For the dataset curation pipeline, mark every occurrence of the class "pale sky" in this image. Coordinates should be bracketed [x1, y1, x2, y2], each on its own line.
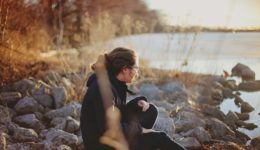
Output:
[144, 0, 260, 28]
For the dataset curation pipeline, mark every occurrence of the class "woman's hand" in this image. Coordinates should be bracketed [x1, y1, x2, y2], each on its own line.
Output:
[137, 100, 149, 112]
[142, 128, 155, 133]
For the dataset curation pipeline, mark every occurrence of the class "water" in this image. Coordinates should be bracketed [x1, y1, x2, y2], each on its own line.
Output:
[106, 32, 260, 138]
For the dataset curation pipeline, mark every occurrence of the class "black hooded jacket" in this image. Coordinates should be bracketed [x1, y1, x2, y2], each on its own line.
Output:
[80, 71, 147, 150]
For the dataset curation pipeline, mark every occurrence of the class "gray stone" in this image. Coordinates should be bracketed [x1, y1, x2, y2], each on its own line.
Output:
[0, 105, 12, 124]
[223, 88, 234, 99]
[238, 81, 260, 92]
[211, 88, 223, 103]
[40, 128, 78, 146]
[235, 112, 250, 121]
[241, 101, 254, 113]
[251, 136, 260, 149]
[201, 104, 225, 121]
[226, 80, 237, 90]
[153, 101, 175, 112]
[224, 111, 239, 129]
[174, 111, 205, 133]
[14, 96, 39, 114]
[153, 107, 174, 137]
[7, 122, 38, 142]
[234, 95, 244, 107]
[12, 79, 36, 94]
[237, 121, 258, 130]
[45, 102, 81, 120]
[231, 63, 255, 81]
[176, 137, 201, 148]
[65, 116, 80, 133]
[181, 127, 211, 143]
[161, 81, 185, 94]
[56, 145, 72, 150]
[52, 86, 67, 109]
[139, 83, 163, 101]
[7, 143, 44, 150]
[207, 118, 235, 139]
[13, 114, 45, 132]
[0, 92, 22, 107]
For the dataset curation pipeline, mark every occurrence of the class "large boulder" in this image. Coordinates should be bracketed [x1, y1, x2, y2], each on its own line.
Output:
[235, 112, 249, 121]
[180, 127, 211, 143]
[211, 88, 223, 103]
[0, 105, 12, 124]
[251, 136, 260, 149]
[175, 137, 201, 148]
[45, 102, 81, 120]
[201, 104, 225, 121]
[13, 114, 45, 132]
[224, 111, 239, 129]
[12, 79, 36, 94]
[0, 92, 22, 107]
[40, 128, 79, 146]
[240, 101, 254, 113]
[50, 116, 80, 133]
[173, 111, 205, 133]
[7, 143, 44, 150]
[7, 122, 38, 142]
[231, 63, 255, 81]
[52, 86, 68, 109]
[207, 118, 235, 139]
[31, 82, 53, 108]
[139, 83, 163, 101]
[14, 96, 40, 114]
[153, 107, 174, 137]
[238, 81, 260, 92]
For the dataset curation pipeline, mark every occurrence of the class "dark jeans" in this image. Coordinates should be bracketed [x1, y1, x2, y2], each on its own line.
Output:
[139, 132, 186, 150]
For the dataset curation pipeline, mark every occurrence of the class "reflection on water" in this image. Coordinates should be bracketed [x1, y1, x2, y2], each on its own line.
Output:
[106, 32, 260, 138]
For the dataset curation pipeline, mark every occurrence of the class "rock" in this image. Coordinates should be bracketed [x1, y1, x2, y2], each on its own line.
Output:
[153, 101, 175, 112]
[52, 86, 67, 109]
[212, 81, 224, 90]
[226, 80, 237, 90]
[174, 111, 205, 133]
[238, 81, 260, 92]
[55, 145, 72, 150]
[234, 96, 244, 107]
[224, 111, 239, 129]
[40, 128, 78, 146]
[251, 136, 260, 149]
[235, 130, 250, 144]
[207, 118, 235, 139]
[231, 63, 255, 81]
[222, 88, 234, 99]
[51, 117, 66, 130]
[7, 122, 38, 142]
[32, 84, 53, 108]
[7, 143, 44, 150]
[197, 96, 218, 105]
[201, 104, 225, 121]
[161, 81, 185, 94]
[0, 133, 6, 150]
[241, 101, 254, 113]
[0, 105, 12, 124]
[12, 79, 36, 94]
[153, 107, 174, 137]
[139, 83, 163, 101]
[45, 102, 81, 120]
[211, 88, 223, 103]
[235, 112, 250, 121]
[176, 137, 201, 148]
[181, 127, 211, 143]
[0, 92, 22, 107]
[14, 96, 40, 114]
[65, 116, 80, 133]
[13, 114, 45, 132]
[236, 121, 258, 130]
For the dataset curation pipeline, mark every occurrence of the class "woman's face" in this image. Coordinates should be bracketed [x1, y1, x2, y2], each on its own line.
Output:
[120, 60, 139, 83]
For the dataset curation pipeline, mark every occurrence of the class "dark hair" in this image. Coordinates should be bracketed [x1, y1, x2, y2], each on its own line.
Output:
[105, 47, 137, 75]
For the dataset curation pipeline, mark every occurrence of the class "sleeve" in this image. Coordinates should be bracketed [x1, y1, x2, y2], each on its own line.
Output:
[88, 85, 107, 134]
[126, 96, 148, 112]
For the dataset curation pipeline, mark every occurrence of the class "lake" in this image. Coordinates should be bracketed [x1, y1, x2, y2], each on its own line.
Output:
[106, 32, 260, 138]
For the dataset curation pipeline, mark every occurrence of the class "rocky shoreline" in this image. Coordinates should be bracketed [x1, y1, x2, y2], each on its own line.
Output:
[0, 63, 260, 150]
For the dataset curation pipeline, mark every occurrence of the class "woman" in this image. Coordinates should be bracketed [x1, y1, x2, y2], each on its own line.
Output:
[80, 47, 186, 150]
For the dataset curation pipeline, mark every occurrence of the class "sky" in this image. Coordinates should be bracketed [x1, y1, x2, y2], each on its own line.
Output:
[144, 0, 260, 28]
